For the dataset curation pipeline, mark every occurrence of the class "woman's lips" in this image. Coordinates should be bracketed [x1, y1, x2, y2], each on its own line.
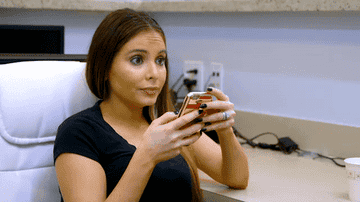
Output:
[141, 88, 159, 95]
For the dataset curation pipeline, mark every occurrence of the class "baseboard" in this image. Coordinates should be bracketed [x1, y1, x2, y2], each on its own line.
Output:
[233, 110, 359, 158]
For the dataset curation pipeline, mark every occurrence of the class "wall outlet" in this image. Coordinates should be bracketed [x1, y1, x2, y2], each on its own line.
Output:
[183, 60, 204, 92]
[209, 62, 224, 91]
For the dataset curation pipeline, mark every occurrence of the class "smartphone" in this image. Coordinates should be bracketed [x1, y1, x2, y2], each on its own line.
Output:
[177, 92, 213, 118]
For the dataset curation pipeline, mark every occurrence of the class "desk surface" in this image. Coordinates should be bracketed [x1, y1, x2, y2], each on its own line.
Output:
[199, 145, 350, 202]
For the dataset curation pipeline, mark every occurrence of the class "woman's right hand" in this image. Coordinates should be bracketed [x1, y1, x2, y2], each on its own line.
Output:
[138, 109, 204, 166]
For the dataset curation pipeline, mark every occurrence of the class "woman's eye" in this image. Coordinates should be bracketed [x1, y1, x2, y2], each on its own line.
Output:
[156, 57, 166, 66]
[130, 56, 143, 65]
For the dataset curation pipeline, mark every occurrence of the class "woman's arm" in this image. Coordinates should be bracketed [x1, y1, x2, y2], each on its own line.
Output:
[55, 149, 155, 202]
[191, 128, 249, 189]
[190, 87, 249, 189]
[55, 109, 205, 202]
[106, 148, 156, 202]
[55, 153, 107, 202]
[216, 127, 249, 189]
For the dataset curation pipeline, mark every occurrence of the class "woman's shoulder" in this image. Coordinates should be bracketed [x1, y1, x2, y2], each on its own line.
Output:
[58, 101, 102, 130]
[56, 100, 119, 146]
[54, 101, 107, 156]
[54, 102, 106, 164]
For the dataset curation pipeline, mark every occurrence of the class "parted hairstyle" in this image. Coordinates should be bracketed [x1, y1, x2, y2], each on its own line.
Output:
[85, 8, 203, 201]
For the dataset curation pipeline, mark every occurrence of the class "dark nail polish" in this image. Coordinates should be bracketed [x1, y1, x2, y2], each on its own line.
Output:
[200, 128, 207, 132]
[199, 104, 207, 108]
[194, 118, 203, 123]
[174, 110, 179, 115]
[198, 109, 203, 115]
[205, 122, 212, 126]
[207, 87, 213, 92]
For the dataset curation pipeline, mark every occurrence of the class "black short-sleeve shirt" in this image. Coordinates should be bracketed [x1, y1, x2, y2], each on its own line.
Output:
[53, 101, 193, 201]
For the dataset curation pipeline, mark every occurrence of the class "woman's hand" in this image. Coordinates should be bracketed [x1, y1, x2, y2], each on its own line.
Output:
[200, 87, 236, 133]
[138, 109, 204, 166]
[190, 87, 249, 189]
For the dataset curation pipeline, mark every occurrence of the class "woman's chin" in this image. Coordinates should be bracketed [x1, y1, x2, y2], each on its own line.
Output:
[138, 98, 157, 108]
[144, 101, 157, 107]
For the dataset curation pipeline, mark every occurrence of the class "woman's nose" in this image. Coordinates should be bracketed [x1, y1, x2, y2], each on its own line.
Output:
[146, 62, 158, 80]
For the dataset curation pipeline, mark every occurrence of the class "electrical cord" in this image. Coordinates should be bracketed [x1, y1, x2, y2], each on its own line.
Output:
[170, 73, 184, 90]
[203, 73, 213, 91]
[250, 132, 279, 142]
[296, 149, 345, 167]
[232, 127, 346, 168]
[170, 72, 195, 110]
[176, 83, 184, 95]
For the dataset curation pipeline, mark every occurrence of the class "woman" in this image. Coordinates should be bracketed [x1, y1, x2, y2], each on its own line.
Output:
[54, 8, 249, 202]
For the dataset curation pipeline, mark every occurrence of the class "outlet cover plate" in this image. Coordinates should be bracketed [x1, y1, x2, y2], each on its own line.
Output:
[183, 60, 204, 92]
[210, 62, 224, 92]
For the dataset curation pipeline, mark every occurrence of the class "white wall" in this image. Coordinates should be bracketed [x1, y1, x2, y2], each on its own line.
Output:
[1, 8, 359, 127]
[152, 11, 360, 127]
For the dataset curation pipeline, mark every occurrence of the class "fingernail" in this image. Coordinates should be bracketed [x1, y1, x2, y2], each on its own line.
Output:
[198, 109, 203, 115]
[174, 110, 179, 115]
[204, 122, 212, 126]
[200, 128, 207, 132]
[199, 104, 207, 108]
[207, 87, 213, 92]
[194, 118, 203, 123]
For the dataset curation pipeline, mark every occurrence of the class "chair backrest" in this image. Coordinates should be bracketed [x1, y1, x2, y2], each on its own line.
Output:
[0, 61, 99, 201]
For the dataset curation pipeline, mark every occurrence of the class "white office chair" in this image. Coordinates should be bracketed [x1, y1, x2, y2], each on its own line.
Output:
[0, 61, 98, 201]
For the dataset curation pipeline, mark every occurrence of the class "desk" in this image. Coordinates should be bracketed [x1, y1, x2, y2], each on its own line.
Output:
[199, 145, 350, 202]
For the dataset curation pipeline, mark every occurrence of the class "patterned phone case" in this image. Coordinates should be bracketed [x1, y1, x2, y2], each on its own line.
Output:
[177, 92, 213, 131]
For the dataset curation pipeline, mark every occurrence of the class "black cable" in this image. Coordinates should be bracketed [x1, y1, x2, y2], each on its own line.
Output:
[296, 149, 345, 167]
[170, 73, 185, 107]
[232, 127, 257, 147]
[250, 132, 279, 142]
[171, 73, 184, 90]
[233, 128, 346, 168]
[203, 74, 213, 91]
[175, 83, 184, 96]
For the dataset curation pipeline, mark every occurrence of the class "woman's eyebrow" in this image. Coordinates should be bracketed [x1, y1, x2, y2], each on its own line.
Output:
[159, 50, 167, 55]
[127, 49, 147, 55]
[127, 49, 167, 55]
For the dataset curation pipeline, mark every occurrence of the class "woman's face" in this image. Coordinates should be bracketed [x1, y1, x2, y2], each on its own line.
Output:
[107, 31, 167, 108]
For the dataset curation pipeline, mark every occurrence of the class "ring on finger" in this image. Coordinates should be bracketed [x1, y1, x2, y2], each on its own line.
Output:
[222, 111, 230, 121]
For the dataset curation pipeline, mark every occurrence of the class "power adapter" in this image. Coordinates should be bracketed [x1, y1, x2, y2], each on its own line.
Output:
[278, 137, 298, 154]
[183, 78, 197, 92]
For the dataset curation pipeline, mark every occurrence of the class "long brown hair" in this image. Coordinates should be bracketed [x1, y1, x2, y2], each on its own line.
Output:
[85, 8, 203, 201]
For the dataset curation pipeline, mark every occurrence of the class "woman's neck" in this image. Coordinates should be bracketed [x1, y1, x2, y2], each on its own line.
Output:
[100, 98, 149, 128]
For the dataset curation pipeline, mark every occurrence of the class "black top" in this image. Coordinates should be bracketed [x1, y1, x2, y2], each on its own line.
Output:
[53, 101, 193, 201]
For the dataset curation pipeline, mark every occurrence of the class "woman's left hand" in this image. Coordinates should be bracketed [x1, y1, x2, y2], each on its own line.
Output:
[200, 87, 236, 132]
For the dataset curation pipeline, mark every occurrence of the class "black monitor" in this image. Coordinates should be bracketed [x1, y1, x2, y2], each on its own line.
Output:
[0, 25, 64, 54]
